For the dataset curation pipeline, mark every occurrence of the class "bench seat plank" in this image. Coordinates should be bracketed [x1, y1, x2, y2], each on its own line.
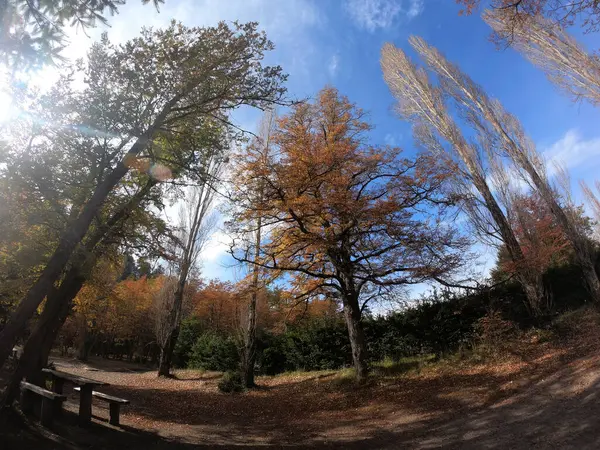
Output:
[73, 387, 129, 426]
[20, 381, 66, 428]
[73, 387, 129, 404]
[20, 381, 66, 400]
[42, 368, 108, 387]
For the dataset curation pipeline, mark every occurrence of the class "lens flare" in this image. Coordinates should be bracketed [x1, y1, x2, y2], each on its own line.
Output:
[150, 163, 173, 181]
[0, 91, 13, 123]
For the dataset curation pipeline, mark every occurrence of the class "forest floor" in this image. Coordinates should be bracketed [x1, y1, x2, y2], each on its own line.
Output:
[3, 311, 600, 449]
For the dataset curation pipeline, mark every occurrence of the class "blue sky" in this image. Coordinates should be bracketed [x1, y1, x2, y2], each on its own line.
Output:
[53, 0, 600, 284]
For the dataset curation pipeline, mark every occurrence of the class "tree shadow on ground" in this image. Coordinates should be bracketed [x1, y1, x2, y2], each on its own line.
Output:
[77, 349, 596, 447]
[6, 346, 600, 449]
[1, 407, 328, 450]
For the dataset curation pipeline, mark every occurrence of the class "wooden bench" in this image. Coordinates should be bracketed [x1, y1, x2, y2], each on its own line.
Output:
[74, 387, 129, 426]
[43, 368, 108, 426]
[20, 381, 66, 428]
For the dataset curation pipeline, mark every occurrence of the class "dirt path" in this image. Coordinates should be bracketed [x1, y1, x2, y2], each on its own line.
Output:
[3, 335, 600, 449]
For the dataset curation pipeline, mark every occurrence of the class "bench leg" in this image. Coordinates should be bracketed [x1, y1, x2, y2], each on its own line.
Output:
[53, 398, 64, 417]
[20, 389, 34, 413]
[51, 378, 65, 395]
[78, 385, 93, 426]
[40, 397, 54, 428]
[109, 403, 120, 426]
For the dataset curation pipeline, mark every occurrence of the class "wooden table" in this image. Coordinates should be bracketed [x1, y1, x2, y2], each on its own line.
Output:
[42, 368, 108, 426]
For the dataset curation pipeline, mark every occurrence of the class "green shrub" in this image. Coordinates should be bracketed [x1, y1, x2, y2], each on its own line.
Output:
[173, 317, 203, 368]
[173, 264, 596, 377]
[188, 333, 239, 372]
[260, 346, 287, 376]
[218, 371, 245, 393]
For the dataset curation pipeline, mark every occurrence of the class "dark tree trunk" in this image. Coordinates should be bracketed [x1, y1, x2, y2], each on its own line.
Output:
[157, 327, 180, 377]
[243, 219, 262, 388]
[157, 273, 187, 377]
[495, 121, 600, 303]
[242, 289, 258, 388]
[342, 294, 368, 383]
[0, 174, 157, 409]
[471, 171, 547, 314]
[1, 268, 83, 407]
[0, 163, 130, 369]
[77, 328, 92, 362]
[0, 109, 171, 371]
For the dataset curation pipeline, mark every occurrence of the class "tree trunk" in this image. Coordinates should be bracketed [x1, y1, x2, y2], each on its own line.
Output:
[471, 171, 547, 314]
[156, 191, 205, 377]
[342, 295, 368, 383]
[581, 257, 600, 302]
[520, 158, 600, 303]
[0, 107, 172, 371]
[0, 268, 83, 407]
[77, 326, 91, 362]
[519, 271, 548, 317]
[243, 289, 258, 388]
[157, 326, 180, 377]
[0, 163, 130, 369]
[243, 218, 262, 388]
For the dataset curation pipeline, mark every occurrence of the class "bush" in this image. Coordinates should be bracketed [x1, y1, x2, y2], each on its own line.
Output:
[218, 371, 245, 393]
[173, 317, 203, 368]
[188, 333, 239, 372]
[474, 310, 518, 354]
[552, 305, 600, 337]
[260, 345, 287, 376]
[172, 269, 594, 377]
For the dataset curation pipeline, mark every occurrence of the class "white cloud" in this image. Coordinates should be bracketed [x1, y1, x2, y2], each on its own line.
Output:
[328, 54, 340, 78]
[406, 0, 424, 19]
[543, 129, 600, 174]
[200, 229, 231, 263]
[345, 0, 423, 32]
[345, 0, 401, 31]
[384, 132, 402, 146]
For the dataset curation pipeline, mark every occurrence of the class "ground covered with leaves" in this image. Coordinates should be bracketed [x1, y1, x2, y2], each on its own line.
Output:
[3, 308, 600, 449]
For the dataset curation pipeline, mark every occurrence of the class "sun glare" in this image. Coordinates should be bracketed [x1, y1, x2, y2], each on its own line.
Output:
[0, 90, 13, 123]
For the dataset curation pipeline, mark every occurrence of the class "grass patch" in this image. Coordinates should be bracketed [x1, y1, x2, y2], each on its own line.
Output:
[371, 355, 436, 377]
[330, 368, 357, 387]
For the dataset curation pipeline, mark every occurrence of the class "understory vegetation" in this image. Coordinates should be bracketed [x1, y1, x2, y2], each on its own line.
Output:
[171, 258, 597, 377]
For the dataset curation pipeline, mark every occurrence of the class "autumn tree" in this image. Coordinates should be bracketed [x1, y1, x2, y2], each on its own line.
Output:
[157, 148, 224, 377]
[229, 88, 466, 382]
[228, 109, 277, 387]
[404, 36, 600, 303]
[381, 42, 550, 315]
[0, 72, 171, 403]
[0, 174, 169, 407]
[494, 192, 572, 285]
[0, 21, 287, 371]
[192, 281, 242, 334]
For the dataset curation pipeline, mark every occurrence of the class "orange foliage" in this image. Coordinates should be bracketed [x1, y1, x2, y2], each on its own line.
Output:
[231, 87, 464, 305]
[192, 281, 241, 334]
[61, 271, 341, 356]
[498, 192, 572, 276]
